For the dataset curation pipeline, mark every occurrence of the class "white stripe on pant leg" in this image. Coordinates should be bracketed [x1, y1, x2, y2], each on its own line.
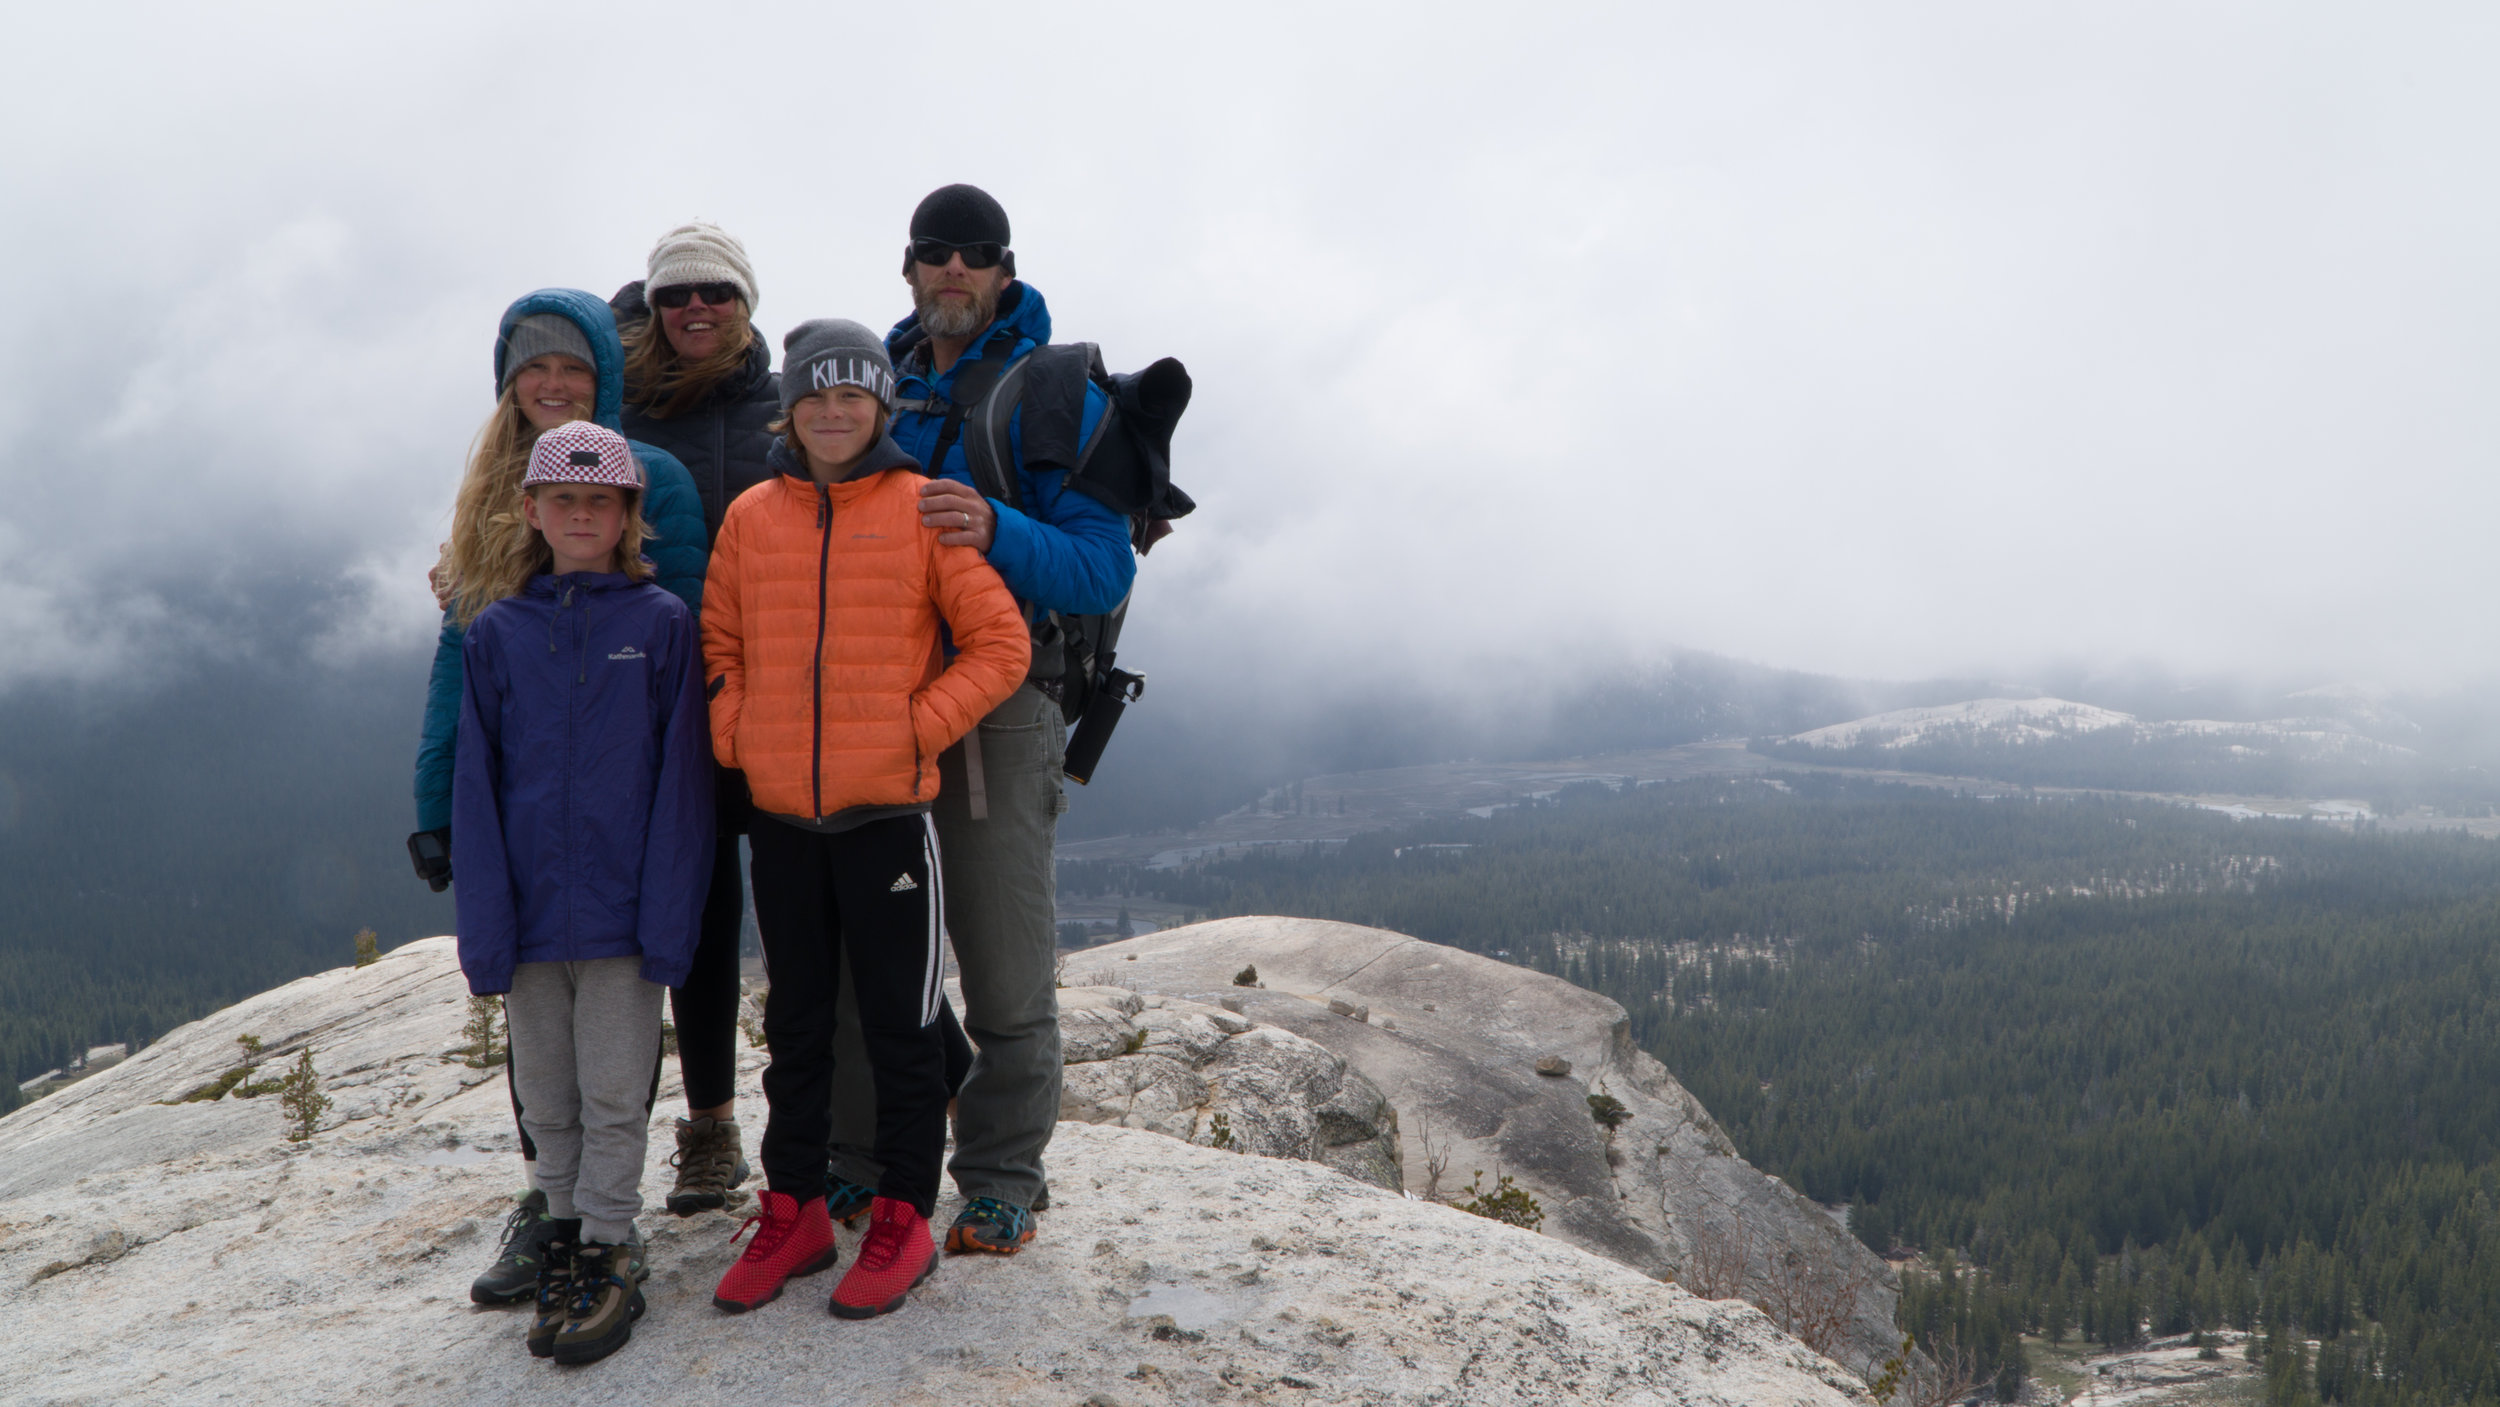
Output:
[920, 813, 943, 1028]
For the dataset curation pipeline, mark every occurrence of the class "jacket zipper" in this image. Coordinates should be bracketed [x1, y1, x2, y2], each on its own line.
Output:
[811, 483, 831, 817]
[562, 584, 577, 948]
[715, 414, 729, 523]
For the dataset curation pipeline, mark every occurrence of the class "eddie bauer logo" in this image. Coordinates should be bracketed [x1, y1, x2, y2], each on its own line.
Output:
[607, 645, 646, 661]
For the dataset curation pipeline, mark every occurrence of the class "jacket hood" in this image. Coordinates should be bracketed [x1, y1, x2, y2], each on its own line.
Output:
[885, 279, 1051, 362]
[608, 279, 776, 406]
[496, 289, 628, 430]
[766, 430, 922, 485]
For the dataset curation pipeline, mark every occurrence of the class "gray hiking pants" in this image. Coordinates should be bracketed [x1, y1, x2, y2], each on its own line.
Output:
[828, 683, 1064, 1209]
[506, 957, 665, 1245]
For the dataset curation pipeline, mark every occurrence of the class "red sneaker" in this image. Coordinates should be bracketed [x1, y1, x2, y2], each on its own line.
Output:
[828, 1197, 938, 1319]
[712, 1190, 837, 1313]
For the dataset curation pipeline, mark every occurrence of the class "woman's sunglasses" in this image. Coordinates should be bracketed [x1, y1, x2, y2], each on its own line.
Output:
[651, 282, 743, 310]
[910, 239, 1007, 270]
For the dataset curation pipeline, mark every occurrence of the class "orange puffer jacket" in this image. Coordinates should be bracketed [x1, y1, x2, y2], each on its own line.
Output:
[701, 436, 1030, 821]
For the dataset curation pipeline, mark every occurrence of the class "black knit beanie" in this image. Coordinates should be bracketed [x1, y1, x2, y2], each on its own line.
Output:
[910, 184, 1011, 247]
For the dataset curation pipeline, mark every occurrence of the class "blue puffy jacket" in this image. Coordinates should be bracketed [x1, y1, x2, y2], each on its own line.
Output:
[886, 281, 1137, 620]
[451, 571, 713, 995]
[414, 289, 708, 832]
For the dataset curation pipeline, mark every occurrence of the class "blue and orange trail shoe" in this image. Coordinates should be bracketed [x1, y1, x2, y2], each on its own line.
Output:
[944, 1196, 1037, 1256]
[824, 1174, 876, 1230]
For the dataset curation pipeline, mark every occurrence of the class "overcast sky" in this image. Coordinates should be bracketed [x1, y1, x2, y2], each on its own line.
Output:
[4, 2, 2492, 699]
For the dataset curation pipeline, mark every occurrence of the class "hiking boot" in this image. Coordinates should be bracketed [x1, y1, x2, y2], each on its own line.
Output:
[665, 1116, 750, 1216]
[523, 1223, 582, 1359]
[829, 1197, 937, 1319]
[824, 1173, 875, 1230]
[945, 1195, 1036, 1256]
[471, 1189, 562, 1305]
[552, 1234, 646, 1366]
[711, 1190, 836, 1313]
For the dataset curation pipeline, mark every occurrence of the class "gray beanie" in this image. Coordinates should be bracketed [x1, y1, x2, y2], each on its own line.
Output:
[780, 319, 896, 414]
[646, 220, 758, 309]
[499, 314, 596, 390]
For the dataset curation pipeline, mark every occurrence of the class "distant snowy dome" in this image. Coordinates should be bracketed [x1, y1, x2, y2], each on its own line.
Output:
[1786, 697, 2136, 750]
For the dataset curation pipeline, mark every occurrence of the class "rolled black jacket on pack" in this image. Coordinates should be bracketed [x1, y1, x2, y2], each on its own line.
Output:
[610, 280, 784, 539]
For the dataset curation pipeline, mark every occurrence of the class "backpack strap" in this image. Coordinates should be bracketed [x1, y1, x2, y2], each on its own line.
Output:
[907, 324, 1023, 504]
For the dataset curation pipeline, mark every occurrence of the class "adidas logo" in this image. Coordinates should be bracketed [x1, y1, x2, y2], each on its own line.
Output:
[889, 873, 919, 893]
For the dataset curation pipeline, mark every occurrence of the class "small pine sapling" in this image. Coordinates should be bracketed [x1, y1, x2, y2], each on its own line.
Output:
[1587, 1091, 1631, 1133]
[1233, 964, 1259, 987]
[462, 995, 505, 1068]
[279, 1048, 328, 1143]
[352, 928, 380, 968]
[1206, 1110, 1236, 1151]
[1456, 1170, 1545, 1230]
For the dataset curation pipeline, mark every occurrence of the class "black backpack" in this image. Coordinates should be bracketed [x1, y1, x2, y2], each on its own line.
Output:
[891, 327, 1193, 783]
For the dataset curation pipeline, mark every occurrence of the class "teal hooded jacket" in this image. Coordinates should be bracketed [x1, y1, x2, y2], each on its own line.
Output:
[413, 288, 708, 833]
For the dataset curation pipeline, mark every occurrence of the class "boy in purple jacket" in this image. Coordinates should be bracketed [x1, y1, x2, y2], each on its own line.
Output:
[453, 421, 714, 1366]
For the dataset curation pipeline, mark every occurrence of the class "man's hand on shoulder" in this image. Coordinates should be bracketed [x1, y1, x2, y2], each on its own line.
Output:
[919, 478, 996, 551]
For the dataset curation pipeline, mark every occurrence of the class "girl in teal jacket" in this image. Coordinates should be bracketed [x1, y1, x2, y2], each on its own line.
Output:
[412, 289, 706, 841]
[408, 289, 707, 1310]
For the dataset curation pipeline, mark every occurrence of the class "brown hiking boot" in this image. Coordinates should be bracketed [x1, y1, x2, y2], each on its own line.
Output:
[552, 1235, 646, 1366]
[523, 1223, 580, 1359]
[665, 1116, 750, 1216]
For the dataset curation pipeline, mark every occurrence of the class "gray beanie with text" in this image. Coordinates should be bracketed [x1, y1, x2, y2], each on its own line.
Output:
[780, 319, 896, 414]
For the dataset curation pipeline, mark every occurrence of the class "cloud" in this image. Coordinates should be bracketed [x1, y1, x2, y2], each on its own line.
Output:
[2, 1, 2494, 696]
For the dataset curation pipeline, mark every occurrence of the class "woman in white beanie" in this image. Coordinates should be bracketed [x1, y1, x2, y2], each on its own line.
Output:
[606, 222, 783, 1223]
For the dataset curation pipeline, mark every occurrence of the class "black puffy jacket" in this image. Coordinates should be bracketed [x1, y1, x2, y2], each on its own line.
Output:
[610, 281, 784, 541]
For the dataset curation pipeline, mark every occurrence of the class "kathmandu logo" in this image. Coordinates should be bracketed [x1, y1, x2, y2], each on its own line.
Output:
[607, 646, 646, 661]
[888, 873, 918, 893]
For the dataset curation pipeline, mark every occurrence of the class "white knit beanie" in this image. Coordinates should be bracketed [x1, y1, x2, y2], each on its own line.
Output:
[645, 221, 758, 310]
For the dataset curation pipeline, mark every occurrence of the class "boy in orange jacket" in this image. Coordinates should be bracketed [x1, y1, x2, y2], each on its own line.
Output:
[701, 318, 1027, 1319]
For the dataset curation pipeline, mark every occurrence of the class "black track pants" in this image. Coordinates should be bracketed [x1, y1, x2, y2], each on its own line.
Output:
[669, 839, 747, 1111]
[749, 813, 950, 1216]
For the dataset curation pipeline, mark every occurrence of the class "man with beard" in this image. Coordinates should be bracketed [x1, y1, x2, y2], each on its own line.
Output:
[818, 184, 1136, 1259]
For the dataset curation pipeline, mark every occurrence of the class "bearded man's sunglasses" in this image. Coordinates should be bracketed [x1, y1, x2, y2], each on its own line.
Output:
[910, 239, 1007, 270]
[651, 282, 742, 309]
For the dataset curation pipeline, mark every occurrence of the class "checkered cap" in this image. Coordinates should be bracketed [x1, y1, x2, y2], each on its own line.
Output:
[522, 421, 642, 491]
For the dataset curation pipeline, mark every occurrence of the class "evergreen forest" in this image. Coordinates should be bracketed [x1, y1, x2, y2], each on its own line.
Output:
[1065, 777, 2500, 1405]
[0, 660, 455, 1112]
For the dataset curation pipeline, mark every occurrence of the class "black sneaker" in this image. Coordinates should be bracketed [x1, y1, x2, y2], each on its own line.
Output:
[824, 1174, 876, 1230]
[472, 1190, 562, 1305]
[665, 1116, 750, 1216]
[523, 1222, 581, 1359]
[553, 1234, 648, 1366]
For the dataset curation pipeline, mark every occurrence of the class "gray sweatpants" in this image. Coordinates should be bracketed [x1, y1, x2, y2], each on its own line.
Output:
[828, 683, 1065, 1208]
[506, 957, 666, 1245]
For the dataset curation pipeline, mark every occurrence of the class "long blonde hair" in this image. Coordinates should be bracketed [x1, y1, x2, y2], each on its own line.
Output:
[622, 297, 757, 419]
[444, 390, 652, 624]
